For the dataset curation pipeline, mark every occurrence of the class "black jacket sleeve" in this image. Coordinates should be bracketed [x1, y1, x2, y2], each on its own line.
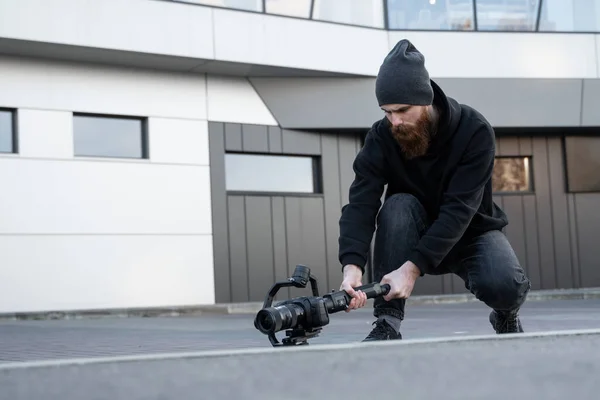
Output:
[338, 129, 387, 274]
[408, 125, 496, 273]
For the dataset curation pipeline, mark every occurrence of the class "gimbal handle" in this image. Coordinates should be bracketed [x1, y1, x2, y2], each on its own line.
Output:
[323, 282, 391, 313]
[350, 282, 391, 299]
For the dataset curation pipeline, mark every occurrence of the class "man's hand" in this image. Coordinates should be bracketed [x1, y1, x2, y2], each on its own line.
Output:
[381, 261, 421, 301]
[340, 264, 366, 312]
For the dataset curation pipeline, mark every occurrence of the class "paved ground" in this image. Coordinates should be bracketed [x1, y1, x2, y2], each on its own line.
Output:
[2, 298, 600, 363]
[2, 299, 600, 400]
[3, 332, 600, 400]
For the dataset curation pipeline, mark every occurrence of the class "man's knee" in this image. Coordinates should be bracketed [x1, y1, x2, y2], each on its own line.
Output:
[377, 193, 427, 230]
[471, 262, 531, 312]
[462, 231, 531, 311]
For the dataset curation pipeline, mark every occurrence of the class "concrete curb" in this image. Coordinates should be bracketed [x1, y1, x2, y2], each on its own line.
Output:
[3, 287, 600, 321]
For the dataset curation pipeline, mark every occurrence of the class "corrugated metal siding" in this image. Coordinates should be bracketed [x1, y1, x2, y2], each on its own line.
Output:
[209, 124, 600, 303]
[396, 135, 600, 295]
[209, 122, 362, 303]
[419, 135, 600, 294]
[496, 136, 600, 291]
[495, 136, 578, 291]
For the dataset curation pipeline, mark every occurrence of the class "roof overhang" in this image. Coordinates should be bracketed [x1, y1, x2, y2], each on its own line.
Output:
[250, 77, 600, 130]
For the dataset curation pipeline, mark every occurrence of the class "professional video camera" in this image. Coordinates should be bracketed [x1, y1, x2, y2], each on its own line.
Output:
[253, 264, 390, 347]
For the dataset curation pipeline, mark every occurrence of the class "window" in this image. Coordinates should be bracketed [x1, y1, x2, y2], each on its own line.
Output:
[492, 156, 532, 193]
[475, 0, 540, 31]
[387, 0, 475, 30]
[175, 0, 263, 12]
[265, 0, 312, 18]
[538, 0, 600, 32]
[0, 109, 16, 154]
[73, 114, 148, 159]
[225, 153, 321, 194]
[312, 0, 384, 28]
[564, 137, 600, 193]
[167, 0, 600, 32]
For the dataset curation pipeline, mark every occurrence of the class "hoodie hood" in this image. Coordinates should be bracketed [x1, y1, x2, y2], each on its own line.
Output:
[426, 79, 462, 153]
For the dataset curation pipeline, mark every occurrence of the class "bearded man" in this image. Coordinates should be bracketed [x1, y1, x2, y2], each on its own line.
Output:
[338, 39, 531, 341]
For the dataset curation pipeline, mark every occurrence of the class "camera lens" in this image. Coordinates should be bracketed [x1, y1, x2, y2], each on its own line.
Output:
[255, 309, 276, 334]
[254, 303, 305, 334]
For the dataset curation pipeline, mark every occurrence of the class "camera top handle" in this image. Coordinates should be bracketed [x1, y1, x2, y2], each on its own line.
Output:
[261, 264, 318, 310]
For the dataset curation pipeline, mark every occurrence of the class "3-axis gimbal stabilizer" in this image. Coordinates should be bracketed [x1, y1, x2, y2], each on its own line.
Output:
[253, 264, 390, 347]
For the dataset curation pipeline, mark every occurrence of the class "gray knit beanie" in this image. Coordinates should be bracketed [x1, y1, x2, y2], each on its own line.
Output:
[375, 39, 433, 106]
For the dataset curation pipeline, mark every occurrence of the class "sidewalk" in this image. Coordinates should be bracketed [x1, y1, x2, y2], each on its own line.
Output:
[2, 287, 600, 321]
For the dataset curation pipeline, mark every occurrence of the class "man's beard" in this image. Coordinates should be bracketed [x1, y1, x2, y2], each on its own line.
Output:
[390, 107, 436, 159]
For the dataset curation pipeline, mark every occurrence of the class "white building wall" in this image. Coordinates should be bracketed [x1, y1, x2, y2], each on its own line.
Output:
[0, 55, 278, 313]
[596, 34, 600, 77]
[206, 75, 278, 125]
[1, 0, 597, 78]
[211, 8, 389, 76]
[0, 0, 215, 60]
[17, 109, 74, 159]
[0, 1, 599, 313]
[389, 31, 599, 79]
[0, 56, 208, 119]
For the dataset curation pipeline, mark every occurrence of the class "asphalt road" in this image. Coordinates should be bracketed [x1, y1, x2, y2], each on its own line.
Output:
[1, 298, 600, 363]
[2, 299, 600, 400]
[2, 332, 600, 400]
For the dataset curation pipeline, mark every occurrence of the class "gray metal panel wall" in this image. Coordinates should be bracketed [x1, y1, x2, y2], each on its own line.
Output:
[563, 136, 600, 288]
[371, 136, 564, 296]
[572, 194, 600, 289]
[492, 136, 600, 291]
[415, 135, 600, 294]
[250, 77, 597, 130]
[208, 122, 363, 303]
[210, 124, 600, 303]
[581, 79, 600, 126]
[208, 122, 231, 303]
[367, 135, 600, 295]
[435, 79, 582, 128]
[249, 77, 382, 130]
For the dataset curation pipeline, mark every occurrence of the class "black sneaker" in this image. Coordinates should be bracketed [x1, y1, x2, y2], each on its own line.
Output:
[489, 310, 524, 334]
[362, 318, 402, 342]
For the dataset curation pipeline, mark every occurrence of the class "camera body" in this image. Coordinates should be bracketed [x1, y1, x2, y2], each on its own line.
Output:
[255, 296, 328, 346]
[253, 264, 390, 347]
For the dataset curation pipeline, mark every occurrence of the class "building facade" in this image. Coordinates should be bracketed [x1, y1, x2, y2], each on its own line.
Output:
[0, 0, 598, 313]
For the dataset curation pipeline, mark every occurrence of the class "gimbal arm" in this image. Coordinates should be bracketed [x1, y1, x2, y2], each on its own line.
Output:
[261, 265, 318, 309]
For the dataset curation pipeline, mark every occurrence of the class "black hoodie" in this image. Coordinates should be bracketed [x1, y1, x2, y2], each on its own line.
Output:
[338, 80, 508, 275]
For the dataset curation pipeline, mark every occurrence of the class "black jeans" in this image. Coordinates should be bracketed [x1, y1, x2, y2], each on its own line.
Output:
[372, 193, 531, 320]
